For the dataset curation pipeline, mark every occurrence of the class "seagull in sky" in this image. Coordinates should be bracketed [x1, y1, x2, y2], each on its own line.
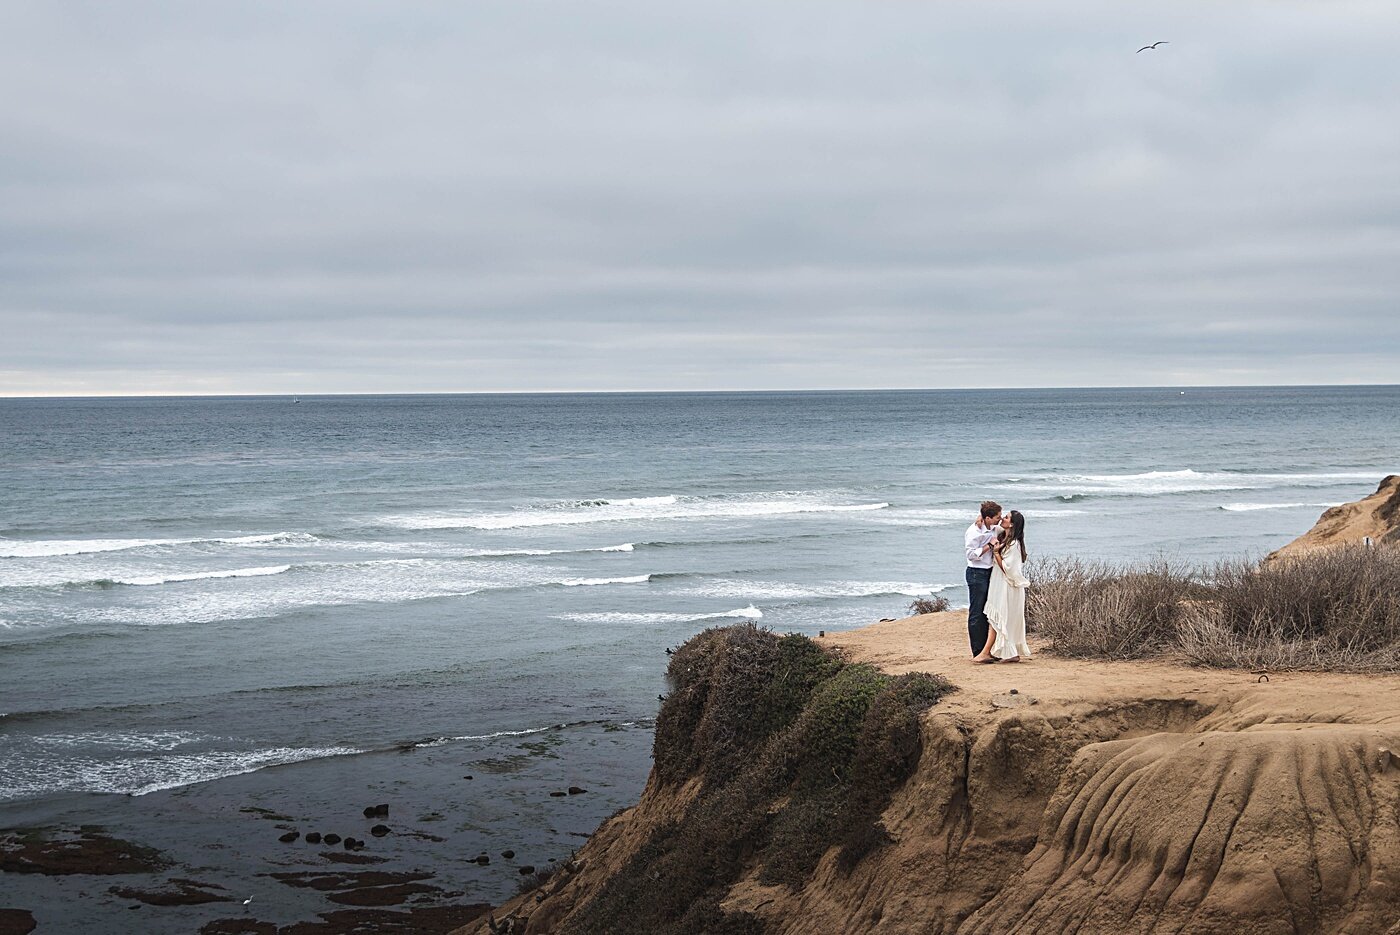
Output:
[1136, 41, 1169, 53]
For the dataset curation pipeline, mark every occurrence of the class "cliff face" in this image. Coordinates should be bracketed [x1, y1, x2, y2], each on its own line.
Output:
[460, 615, 1400, 935]
[1269, 474, 1400, 561]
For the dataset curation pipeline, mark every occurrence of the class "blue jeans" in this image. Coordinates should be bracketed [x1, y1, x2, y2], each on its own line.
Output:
[965, 566, 992, 655]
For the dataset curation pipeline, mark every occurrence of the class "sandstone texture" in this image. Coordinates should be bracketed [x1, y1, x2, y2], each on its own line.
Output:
[460, 613, 1400, 934]
[1269, 474, 1400, 561]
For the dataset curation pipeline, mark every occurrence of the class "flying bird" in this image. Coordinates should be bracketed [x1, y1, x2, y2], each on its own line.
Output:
[1136, 41, 1169, 53]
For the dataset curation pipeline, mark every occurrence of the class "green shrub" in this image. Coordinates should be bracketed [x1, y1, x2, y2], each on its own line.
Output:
[563, 626, 955, 935]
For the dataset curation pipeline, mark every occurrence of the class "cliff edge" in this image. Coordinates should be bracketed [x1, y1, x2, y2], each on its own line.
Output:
[1268, 474, 1400, 561]
[459, 615, 1400, 934]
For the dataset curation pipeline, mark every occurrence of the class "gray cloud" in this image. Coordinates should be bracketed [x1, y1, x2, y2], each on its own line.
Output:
[2, 0, 1399, 394]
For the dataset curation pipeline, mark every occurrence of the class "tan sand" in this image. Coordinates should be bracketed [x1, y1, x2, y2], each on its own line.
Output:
[822, 609, 1400, 728]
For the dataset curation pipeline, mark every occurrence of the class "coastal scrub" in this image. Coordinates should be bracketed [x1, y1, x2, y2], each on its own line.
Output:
[565, 624, 954, 935]
[1027, 545, 1400, 672]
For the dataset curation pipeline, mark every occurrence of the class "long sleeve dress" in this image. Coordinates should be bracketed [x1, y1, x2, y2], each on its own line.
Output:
[986, 546, 1031, 660]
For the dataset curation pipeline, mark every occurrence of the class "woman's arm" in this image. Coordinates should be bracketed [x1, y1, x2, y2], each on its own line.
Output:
[1006, 551, 1030, 587]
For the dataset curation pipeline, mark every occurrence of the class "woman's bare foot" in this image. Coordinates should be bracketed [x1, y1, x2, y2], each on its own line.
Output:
[1000, 656, 1020, 663]
[972, 654, 998, 664]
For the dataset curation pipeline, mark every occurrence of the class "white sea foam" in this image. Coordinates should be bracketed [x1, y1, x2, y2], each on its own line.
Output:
[111, 565, 292, 587]
[559, 574, 652, 587]
[31, 730, 208, 751]
[1015, 470, 1377, 499]
[598, 496, 678, 507]
[128, 745, 361, 796]
[46, 559, 553, 627]
[0, 743, 362, 801]
[0, 532, 314, 558]
[556, 605, 764, 625]
[672, 580, 952, 602]
[1219, 502, 1341, 512]
[467, 543, 635, 557]
[385, 493, 890, 530]
[414, 725, 561, 748]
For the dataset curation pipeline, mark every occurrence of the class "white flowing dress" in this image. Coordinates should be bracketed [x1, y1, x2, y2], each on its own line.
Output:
[986, 546, 1031, 660]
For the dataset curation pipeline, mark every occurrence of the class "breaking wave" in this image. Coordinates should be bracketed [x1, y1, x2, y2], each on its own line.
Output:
[384, 492, 889, 530]
[0, 532, 315, 559]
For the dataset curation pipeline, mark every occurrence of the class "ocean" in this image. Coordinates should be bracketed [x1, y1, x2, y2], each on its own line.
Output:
[2, 387, 1397, 930]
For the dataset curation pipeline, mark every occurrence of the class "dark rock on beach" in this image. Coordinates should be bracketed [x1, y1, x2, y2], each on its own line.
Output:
[110, 879, 230, 906]
[567, 786, 587, 795]
[548, 791, 567, 797]
[321, 834, 341, 846]
[199, 920, 278, 935]
[304, 832, 322, 844]
[275, 904, 492, 934]
[319, 851, 387, 865]
[269, 870, 433, 893]
[326, 882, 439, 907]
[370, 824, 390, 837]
[279, 831, 301, 843]
[0, 909, 37, 935]
[501, 850, 515, 859]
[518, 865, 535, 875]
[0, 829, 168, 876]
[239, 807, 296, 822]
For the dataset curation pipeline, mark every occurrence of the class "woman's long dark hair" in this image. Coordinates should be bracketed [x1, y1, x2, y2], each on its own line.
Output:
[1001, 510, 1027, 562]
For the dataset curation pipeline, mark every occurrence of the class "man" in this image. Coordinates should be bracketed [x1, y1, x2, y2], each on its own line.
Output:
[964, 500, 1002, 656]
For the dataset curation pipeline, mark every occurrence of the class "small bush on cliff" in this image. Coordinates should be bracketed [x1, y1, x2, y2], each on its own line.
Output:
[564, 626, 954, 935]
[1027, 546, 1400, 672]
[909, 595, 951, 615]
[654, 625, 842, 786]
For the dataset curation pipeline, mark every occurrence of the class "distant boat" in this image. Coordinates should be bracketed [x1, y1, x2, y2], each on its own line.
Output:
[293, 398, 301, 404]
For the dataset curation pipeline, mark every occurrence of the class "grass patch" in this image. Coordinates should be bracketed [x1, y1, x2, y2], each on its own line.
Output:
[1027, 545, 1400, 672]
[563, 625, 954, 935]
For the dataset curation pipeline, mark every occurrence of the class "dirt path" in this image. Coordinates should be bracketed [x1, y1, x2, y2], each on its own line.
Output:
[821, 610, 1400, 728]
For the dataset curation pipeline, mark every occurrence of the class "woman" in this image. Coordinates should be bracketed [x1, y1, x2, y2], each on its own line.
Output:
[973, 510, 1031, 663]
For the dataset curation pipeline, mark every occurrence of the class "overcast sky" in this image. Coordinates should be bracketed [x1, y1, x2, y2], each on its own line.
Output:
[2, 1, 1398, 395]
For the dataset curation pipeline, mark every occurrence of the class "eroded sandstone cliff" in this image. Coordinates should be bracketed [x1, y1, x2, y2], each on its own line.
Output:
[459, 613, 1400, 934]
[1269, 474, 1400, 561]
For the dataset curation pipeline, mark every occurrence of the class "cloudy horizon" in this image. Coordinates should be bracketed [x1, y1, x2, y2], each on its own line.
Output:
[3, 1, 1399, 396]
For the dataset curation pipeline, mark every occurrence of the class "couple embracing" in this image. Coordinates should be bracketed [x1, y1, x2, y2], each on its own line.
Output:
[963, 500, 1030, 664]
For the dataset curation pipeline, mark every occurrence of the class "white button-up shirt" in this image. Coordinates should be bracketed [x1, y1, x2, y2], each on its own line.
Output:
[965, 522, 1000, 569]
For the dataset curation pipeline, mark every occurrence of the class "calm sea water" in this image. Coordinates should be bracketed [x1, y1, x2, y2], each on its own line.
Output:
[2, 387, 1397, 929]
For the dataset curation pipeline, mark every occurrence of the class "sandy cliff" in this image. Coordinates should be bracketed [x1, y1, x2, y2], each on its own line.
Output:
[1269, 474, 1400, 560]
[459, 614, 1400, 934]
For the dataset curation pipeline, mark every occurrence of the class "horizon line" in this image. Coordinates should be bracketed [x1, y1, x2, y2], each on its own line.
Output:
[3, 382, 1399, 401]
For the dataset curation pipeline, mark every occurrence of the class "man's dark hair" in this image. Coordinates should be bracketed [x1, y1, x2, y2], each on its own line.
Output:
[980, 500, 1002, 520]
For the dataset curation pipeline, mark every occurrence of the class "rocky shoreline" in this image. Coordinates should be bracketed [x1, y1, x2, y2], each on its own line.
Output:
[0, 718, 652, 933]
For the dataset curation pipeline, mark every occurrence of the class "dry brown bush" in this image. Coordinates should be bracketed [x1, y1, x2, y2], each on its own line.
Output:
[909, 595, 951, 615]
[1026, 558, 1204, 660]
[1027, 546, 1400, 673]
